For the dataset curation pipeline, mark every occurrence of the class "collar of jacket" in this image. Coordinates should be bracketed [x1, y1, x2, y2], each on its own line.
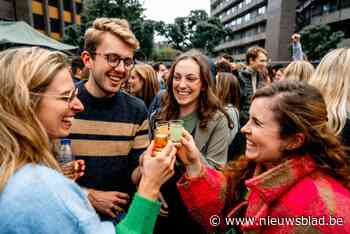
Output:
[241, 155, 316, 229]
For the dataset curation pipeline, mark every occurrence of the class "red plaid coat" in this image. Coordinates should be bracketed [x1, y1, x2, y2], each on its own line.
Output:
[177, 155, 350, 233]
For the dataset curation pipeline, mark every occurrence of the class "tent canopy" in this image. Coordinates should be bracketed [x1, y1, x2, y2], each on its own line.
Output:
[0, 21, 77, 51]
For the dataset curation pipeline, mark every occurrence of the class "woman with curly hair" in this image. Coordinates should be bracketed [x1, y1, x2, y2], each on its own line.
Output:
[177, 80, 350, 233]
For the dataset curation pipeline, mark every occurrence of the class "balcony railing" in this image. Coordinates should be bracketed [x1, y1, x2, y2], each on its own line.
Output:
[212, 0, 241, 16]
[221, 0, 267, 23]
[310, 7, 350, 26]
[214, 32, 266, 51]
[227, 14, 267, 33]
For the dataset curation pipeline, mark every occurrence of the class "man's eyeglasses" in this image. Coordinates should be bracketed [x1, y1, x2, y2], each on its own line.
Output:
[93, 52, 135, 69]
[30, 88, 78, 103]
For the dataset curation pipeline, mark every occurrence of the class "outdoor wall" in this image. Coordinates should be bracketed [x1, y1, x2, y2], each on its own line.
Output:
[0, 0, 15, 21]
[265, 0, 297, 62]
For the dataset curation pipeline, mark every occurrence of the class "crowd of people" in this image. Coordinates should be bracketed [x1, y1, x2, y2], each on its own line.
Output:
[1, 17, 350, 234]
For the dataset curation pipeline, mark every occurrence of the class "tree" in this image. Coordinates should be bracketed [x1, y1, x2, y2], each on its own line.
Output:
[159, 10, 233, 55]
[300, 25, 345, 61]
[62, 0, 158, 59]
[152, 46, 180, 61]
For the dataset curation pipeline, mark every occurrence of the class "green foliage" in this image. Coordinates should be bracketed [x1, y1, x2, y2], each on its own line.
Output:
[62, 0, 160, 59]
[158, 10, 233, 55]
[300, 25, 345, 61]
[152, 47, 180, 61]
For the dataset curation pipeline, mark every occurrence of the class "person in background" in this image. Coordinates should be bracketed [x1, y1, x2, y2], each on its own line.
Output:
[292, 33, 304, 61]
[216, 59, 232, 74]
[273, 67, 285, 82]
[150, 50, 231, 234]
[284, 60, 314, 82]
[217, 53, 237, 72]
[176, 80, 350, 233]
[153, 62, 168, 90]
[71, 56, 86, 83]
[268, 64, 283, 80]
[0, 47, 176, 234]
[69, 18, 150, 222]
[128, 63, 160, 110]
[238, 46, 269, 126]
[215, 72, 240, 144]
[308, 48, 350, 148]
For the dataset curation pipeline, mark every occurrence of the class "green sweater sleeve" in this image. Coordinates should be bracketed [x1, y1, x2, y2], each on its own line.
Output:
[115, 193, 161, 234]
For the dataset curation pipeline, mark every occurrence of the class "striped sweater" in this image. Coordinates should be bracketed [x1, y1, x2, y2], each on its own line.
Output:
[69, 82, 149, 195]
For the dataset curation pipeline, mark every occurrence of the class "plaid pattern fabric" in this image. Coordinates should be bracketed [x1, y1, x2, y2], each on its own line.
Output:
[177, 156, 350, 234]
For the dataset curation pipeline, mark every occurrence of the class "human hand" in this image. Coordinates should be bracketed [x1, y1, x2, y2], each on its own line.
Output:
[88, 190, 130, 218]
[291, 33, 301, 42]
[138, 141, 176, 200]
[177, 130, 203, 177]
[60, 159, 85, 181]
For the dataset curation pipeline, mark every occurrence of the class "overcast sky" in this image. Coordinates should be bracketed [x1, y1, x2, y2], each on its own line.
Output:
[143, 0, 210, 24]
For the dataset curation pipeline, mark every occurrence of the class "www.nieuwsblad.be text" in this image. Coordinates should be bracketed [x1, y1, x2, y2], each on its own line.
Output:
[209, 215, 344, 227]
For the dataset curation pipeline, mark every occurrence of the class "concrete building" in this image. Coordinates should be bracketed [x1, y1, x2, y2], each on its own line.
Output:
[211, 0, 297, 62]
[0, 0, 83, 40]
[211, 0, 350, 62]
[297, 0, 350, 46]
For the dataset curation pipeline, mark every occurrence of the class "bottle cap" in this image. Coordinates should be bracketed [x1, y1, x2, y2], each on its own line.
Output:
[60, 138, 71, 145]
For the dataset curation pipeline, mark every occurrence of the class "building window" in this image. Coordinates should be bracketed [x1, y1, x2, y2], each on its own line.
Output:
[340, 0, 350, 8]
[258, 6, 266, 15]
[245, 0, 252, 5]
[63, 0, 71, 11]
[48, 0, 57, 6]
[245, 13, 251, 22]
[33, 13, 45, 30]
[238, 2, 243, 9]
[76, 2, 83, 15]
[50, 18, 60, 33]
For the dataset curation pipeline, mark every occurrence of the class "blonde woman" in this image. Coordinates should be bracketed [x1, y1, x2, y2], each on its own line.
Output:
[284, 60, 314, 82]
[0, 47, 176, 234]
[309, 48, 350, 147]
[128, 63, 160, 109]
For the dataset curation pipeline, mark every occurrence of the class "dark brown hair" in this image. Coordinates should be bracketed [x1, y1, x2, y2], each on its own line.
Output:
[159, 50, 230, 128]
[216, 72, 240, 110]
[225, 80, 350, 205]
[216, 60, 232, 73]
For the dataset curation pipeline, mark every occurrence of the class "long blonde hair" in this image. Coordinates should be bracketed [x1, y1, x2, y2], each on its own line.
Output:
[130, 63, 160, 107]
[0, 47, 67, 191]
[284, 60, 314, 82]
[308, 48, 350, 135]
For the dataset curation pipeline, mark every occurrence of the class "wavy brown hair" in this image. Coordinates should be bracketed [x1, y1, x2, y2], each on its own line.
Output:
[216, 72, 240, 110]
[0, 47, 64, 192]
[159, 50, 230, 128]
[130, 63, 160, 108]
[224, 80, 350, 205]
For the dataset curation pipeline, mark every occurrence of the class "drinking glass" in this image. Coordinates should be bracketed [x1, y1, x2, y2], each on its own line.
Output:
[169, 120, 184, 146]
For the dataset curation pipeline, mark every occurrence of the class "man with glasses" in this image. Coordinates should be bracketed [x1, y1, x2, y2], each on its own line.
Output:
[69, 18, 149, 222]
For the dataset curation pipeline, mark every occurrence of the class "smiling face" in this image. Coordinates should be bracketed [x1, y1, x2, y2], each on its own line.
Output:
[35, 68, 84, 139]
[83, 33, 134, 97]
[172, 59, 203, 115]
[241, 97, 288, 163]
[249, 52, 268, 72]
[128, 71, 144, 96]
